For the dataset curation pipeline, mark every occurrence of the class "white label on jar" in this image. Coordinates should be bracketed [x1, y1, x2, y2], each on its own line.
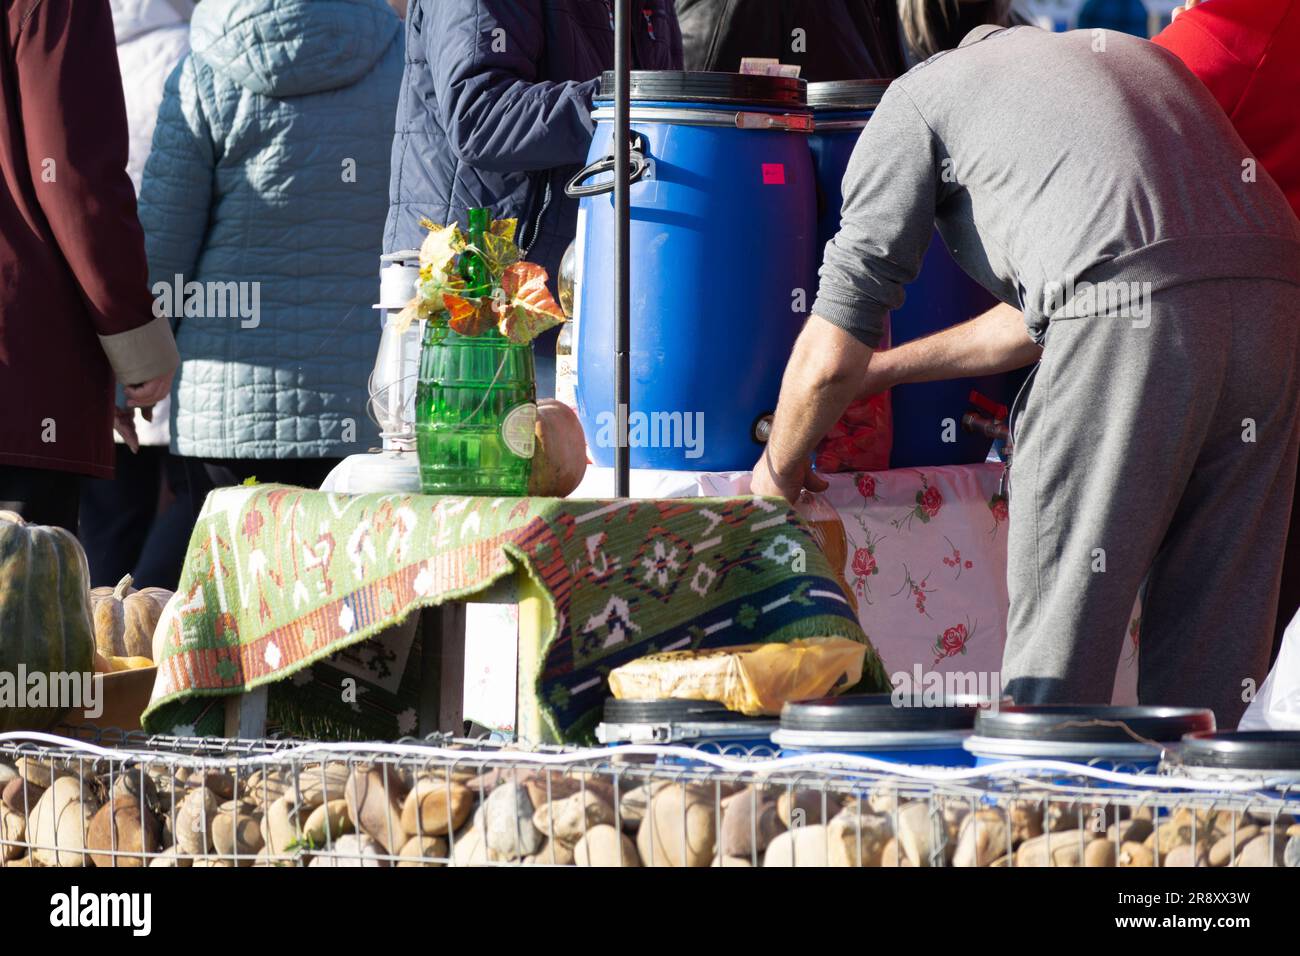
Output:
[502, 402, 537, 459]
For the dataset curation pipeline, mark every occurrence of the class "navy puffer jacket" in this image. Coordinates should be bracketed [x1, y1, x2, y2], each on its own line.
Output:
[384, 0, 682, 281]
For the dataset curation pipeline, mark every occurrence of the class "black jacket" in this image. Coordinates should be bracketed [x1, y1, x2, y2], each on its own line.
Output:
[676, 0, 904, 81]
[385, 0, 682, 281]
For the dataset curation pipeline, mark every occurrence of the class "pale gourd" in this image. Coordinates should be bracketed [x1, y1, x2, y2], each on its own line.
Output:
[528, 399, 588, 497]
[0, 511, 96, 731]
[90, 574, 171, 660]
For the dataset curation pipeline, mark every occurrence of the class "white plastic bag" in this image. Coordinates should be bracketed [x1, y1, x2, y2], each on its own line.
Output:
[1239, 608, 1300, 730]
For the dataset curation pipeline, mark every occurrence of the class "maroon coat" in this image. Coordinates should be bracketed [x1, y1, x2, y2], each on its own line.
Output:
[0, 0, 177, 479]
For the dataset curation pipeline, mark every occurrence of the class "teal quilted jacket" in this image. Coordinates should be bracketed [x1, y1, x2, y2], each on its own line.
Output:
[139, 0, 402, 459]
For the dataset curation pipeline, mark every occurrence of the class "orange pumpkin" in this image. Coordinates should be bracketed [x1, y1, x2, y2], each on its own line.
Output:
[89, 574, 172, 660]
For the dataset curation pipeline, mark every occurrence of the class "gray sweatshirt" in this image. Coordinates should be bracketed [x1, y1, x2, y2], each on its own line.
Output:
[812, 25, 1300, 348]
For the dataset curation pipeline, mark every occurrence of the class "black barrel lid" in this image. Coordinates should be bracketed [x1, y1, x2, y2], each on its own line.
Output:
[596, 70, 807, 108]
[1179, 731, 1300, 771]
[602, 697, 767, 724]
[974, 705, 1214, 744]
[807, 79, 892, 111]
[780, 693, 982, 733]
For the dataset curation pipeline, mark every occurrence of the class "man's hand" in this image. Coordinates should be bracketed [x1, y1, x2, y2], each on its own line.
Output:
[751, 450, 828, 504]
[752, 317, 873, 504]
[124, 370, 174, 411]
[113, 407, 139, 453]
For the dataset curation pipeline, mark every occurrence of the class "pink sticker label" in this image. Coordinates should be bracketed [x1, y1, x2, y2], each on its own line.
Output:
[761, 163, 786, 185]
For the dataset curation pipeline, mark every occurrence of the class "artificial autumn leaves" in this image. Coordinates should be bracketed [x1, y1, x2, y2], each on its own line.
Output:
[396, 216, 565, 343]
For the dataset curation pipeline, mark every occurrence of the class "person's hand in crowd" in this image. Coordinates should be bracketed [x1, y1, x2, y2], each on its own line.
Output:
[124, 370, 174, 413]
[1171, 0, 1204, 22]
[113, 406, 139, 453]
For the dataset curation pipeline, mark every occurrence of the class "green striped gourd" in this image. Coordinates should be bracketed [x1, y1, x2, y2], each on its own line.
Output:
[0, 511, 95, 730]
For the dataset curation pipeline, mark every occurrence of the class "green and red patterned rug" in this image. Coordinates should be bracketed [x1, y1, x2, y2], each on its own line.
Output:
[141, 485, 887, 742]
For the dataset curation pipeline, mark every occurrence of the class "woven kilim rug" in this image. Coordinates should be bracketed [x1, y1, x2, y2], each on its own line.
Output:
[141, 485, 887, 742]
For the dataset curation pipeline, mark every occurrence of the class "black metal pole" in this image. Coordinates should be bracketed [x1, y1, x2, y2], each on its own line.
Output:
[613, 0, 631, 498]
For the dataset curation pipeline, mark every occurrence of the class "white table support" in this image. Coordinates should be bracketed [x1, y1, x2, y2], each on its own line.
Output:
[223, 576, 521, 740]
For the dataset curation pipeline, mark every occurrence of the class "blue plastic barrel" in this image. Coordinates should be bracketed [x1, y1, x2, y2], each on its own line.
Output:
[1169, 731, 1300, 796]
[772, 694, 980, 766]
[570, 72, 816, 471]
[596, 698, 779, 761]
[808, 81, 1020, 469]
[964, 705, 1215, 775]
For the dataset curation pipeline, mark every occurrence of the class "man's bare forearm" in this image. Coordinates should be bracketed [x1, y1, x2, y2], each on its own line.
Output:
[870, 302, 1041, 390]
[764, 317, 874, 483]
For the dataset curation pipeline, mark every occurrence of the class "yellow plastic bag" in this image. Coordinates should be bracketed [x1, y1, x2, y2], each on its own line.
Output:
[606, 638, 867, 717]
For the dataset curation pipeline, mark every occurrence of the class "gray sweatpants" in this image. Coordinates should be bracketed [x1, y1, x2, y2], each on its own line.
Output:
[1002, 278, 1300, 728]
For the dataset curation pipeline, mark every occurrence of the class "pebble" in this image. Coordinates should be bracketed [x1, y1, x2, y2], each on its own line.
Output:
[195, 772, 236, 801]
[636, 785, 716, 867]
[1208, 825, 1259, 867]
[1233, 833, 1288, 867]
[15, 757, 66, 790]
[212, 810, 264, 863]
[523, 773, 595, 810]
[450, 827, 498, 866]
[402, 778, 473, 837]
[1118, 841, 1154, 867]
[532, 789, 614, 845]
[1107, 817, 1154, 846]
[1163, 843, 1208, 867]
[3, 776, 44, 814]
[1008, 801, 1045, 845]
[243, 769, 293, 807]
[1084, 839, 1117, 867]
[397, 834, 450, 867]
[261, 796, 307, 856]
[523, 839, 577, 866]
[295, 763, 352, 808]
[111, 772, 160, 811]
[880, 838, 911, 867]
[304, 799, 353, 846]
[1015, 829, 1092, 867]
[1, 806, 26, 861]
[483, 782, 543, 859]
[895, 801, 938, 867]
[1286, 835, 1300, 868]
[87, 798, 161, 868]
[308, 833, 389, 867]
[719, 790, 783, 860]
[827, 807, 892, 867]
[30, 775, 100, 867]
[777, 789, 830, 829]
[173, 787, 219, 856]
[952, 810, 1009, 868]
[618, 781, 669, 832]
[763, 826, 830, 867]
[148, 848, 191, 867]
[572, 825, 638, 866]
[344, 767, 408, 853]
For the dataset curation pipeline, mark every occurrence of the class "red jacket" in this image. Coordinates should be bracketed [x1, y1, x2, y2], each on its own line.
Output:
[0, 0, 178, 479]
[1154, 0, 1300, 219]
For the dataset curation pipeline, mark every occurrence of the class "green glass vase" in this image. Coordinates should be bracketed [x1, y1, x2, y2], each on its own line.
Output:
[415, 321, 536, 496]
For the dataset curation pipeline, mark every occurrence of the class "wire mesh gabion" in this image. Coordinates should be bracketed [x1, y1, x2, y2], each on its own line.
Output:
[0, 727, 1297, 868]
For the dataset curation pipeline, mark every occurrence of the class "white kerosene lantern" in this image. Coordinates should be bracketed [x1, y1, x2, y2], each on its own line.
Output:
[321, 251, 425, 493]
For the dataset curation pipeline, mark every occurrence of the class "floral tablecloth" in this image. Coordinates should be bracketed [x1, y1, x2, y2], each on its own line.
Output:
[461, 465, 1140, 732]
[142, 485, 887, 742]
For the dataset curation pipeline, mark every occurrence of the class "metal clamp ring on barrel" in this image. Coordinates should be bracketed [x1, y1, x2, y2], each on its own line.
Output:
[565, 132, 652, 198]
[591, 106, 814, 132]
